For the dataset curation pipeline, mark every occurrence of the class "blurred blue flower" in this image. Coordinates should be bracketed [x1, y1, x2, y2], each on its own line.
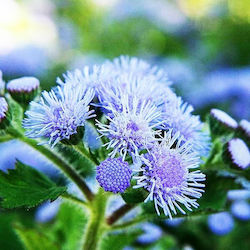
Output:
[0, 45, 49, 77]
[35, 199, 61, 223]
[137, 223, 162, 244]
[208, 212, 234, 235]
[165, 217, 184, 227]
[227, 189, 250, 201]
[231, 201, 250, 221]
[0, 140, 57, 175]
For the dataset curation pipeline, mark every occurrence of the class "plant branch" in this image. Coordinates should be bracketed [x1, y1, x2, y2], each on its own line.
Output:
[61, 193, 88, 207]
[107, 203, 135, 225]
[15, 134, 94, 201]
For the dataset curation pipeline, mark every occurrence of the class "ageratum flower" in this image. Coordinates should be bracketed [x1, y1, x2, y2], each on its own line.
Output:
[96, 158, 132, 193]
[133, 131, 205, 219]
[103, 55, 171, 86]
[23, 83, 95, 147]
[57, 65, 109, 90]
[231, 200, 250, 221]
[208, 212, 234, 235]
[96, 74, 174, 112]
[162, 96, 210, 156]
[7, 77, 40, 104]
[0, 97, 9, 128]
[96, 95, 163, 160]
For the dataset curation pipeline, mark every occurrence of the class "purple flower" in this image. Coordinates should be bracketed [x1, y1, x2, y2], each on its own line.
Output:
[23, 83, 95, 147]
[97, 95, 163, 160]
[96, 158, 132, 193]
[7, 77, 40, 93]
[231, 200, 250, 221]
[162, 96, 210, 156]
[208, 212, 234, 235]
[0, 97, 8, 123]
[133, 131, 205, 218]
[227, 138, 250, 169]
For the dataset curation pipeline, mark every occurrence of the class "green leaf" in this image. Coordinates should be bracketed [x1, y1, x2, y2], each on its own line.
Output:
[100, 229, 143, 250]
[121, 180, 148, 204]
[0, 161, 66, 209]
[15, 225, 59, 250]
[51, 202, 88, 250]
[198, 171, 241, 211]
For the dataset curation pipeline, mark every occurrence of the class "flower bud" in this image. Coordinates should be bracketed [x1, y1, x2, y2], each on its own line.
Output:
[223, 138, 250, 169]
[235, 120, 250, 147]
[96, 158, 132, 193]
[209, 109, 238, 137]
[0, 97, 10, 129]
[7, 77, 40, 105]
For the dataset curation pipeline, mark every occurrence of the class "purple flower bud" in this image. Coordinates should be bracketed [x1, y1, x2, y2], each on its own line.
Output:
[96, 158, 132, 193]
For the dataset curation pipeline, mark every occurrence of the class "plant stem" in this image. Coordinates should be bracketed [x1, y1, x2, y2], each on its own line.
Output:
[61, 193, 88, 207]
[14, 133, 94, 201]
[106, 204, 135, 225]
[82, 188, 108, 250]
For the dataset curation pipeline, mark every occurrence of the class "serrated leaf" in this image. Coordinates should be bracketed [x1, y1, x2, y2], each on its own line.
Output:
[15, 225, 59, 250]
[100, 229, 142, 250]
[0, 161, 66, 209]
[51, 202, 88, 250]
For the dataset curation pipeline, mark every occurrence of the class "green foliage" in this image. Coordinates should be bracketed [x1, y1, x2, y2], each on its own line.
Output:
[122, 180, 148, 204]
[100, 229, 143, 250]
[15, 225, 59, 250]
[51, 202, 88, 250]
[0, 161, 66, 209]
[0, 213, 24, 250]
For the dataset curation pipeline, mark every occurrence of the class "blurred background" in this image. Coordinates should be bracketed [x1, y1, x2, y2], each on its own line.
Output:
[0, 0, 250, 249]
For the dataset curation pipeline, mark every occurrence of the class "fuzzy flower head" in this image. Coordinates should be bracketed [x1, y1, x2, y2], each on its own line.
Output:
[23, 84, 95, 147]
[97, 95, 163, 160]
[226, 138, 250, 169]
[0, 97, 8, 123]
[133, 131, 205, 219]
[103, 55, 171, 86]
[97, 74, 174, 112]
[7, 77, 40, 93]
[162, 96, 210, 156]
[57, 65, 109, 90]
[96, 158, 132, 193]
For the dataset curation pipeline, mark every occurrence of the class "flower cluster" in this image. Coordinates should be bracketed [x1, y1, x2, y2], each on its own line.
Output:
[21, 55, 208, 218]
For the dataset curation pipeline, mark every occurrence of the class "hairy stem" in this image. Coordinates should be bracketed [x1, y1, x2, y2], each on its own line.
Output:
[11, 130, 95, 201]
[107, 204, 135, 225]
[82, 189, 108, 250]
[61, 193, 88, 207]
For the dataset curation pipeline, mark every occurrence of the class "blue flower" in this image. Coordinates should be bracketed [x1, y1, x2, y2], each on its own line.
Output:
[103, 55, 171, 86]
[231, 200, 250, 221]
[96, 74, 173, 112]
[162, 96, 210, 156]
[0, 97, 8, 123]
[96, 158, 132, 193]
[96, 94, 163, 160]
[133, 130, 205, 219]
[7, 77, 40, 94]
[208, 212, 234, 235]
[23, 83, 95, 147]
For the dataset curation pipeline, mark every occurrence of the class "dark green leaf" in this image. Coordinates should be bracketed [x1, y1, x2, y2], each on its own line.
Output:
[0, 161, 66, 209]
[100, 229, 143, 250]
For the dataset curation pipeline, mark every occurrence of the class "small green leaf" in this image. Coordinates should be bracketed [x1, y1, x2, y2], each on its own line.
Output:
[121, 180, 148, 204]
[15, 225, 59, 250]
[0, 161, 66, 209]
[100, 229, 142, 250]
